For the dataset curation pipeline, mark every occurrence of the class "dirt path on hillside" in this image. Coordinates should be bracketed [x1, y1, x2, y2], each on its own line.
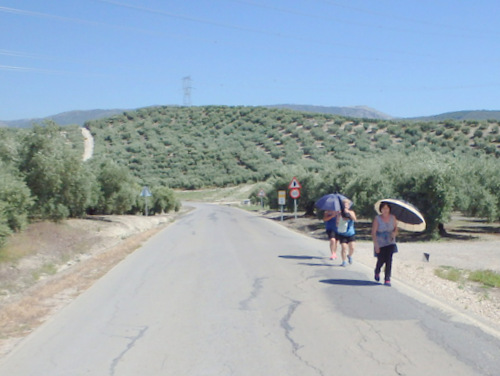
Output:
[81, 127, 93, 161]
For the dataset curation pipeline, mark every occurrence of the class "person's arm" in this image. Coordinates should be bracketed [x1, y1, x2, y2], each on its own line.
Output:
[345, 209, 357, 222]
[371, 217, 380, 253]
[392, 215, 398, 241]
[323, 211, 337, 222]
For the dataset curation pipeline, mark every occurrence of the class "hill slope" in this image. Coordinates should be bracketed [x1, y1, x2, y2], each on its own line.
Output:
[85, 105, 500, 189]
[4, 106, 500, 128]
[265, 104, 393, 120]
[410, 110, 500, 122]
[0, 109, 128, 128]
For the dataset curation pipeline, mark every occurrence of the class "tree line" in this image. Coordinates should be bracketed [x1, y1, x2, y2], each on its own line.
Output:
[1, 105, 499, 244]
[85, 105, 499, 237]
[0, 122, 180, 247]
[248, 150, 499, 237]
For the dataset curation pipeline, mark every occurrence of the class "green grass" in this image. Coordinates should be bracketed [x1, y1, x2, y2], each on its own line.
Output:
[175, 184, 257, 202]
[435, 266, 500, 289]
[434, 266, 463, 283]
[468, 270, 500, 288]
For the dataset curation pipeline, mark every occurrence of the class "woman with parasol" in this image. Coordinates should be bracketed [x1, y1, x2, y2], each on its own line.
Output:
[371, 201, 398, 286]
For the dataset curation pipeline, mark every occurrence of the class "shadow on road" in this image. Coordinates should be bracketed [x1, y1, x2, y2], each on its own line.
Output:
[320, 279, 380, 286]
[278, 255, 325, 260]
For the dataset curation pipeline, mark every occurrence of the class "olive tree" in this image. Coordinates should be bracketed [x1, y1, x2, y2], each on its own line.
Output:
[150, 186, 181, 214]
[91, 159, 140, 214]
[19, 123, 93, 221]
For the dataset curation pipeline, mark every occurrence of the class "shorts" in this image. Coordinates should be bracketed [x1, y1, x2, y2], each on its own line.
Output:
[326, 230, 336, 239]
[336, 234, 356, 244]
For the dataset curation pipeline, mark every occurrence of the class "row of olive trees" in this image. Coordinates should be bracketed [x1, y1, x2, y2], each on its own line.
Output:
[250, 149, 499, 237]
[0, 123, 180, 247]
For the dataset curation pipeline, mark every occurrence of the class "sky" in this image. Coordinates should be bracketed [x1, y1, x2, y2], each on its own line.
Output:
[1, 0, 500, 120]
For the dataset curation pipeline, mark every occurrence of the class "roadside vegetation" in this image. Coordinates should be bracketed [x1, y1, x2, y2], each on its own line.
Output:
[0, 121, 181, 248]
[435, 266, 500, 289]
[88, 106, 499, 237]
[0, 105, 499, 249]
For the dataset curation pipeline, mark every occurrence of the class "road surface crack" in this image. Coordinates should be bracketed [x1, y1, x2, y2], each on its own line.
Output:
[109, 326, 148, 376]
[239, 277, 266, 310]
[280, 299, 324, 376]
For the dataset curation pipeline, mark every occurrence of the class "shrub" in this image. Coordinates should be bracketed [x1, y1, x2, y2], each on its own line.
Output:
[150, 186, 181, 214]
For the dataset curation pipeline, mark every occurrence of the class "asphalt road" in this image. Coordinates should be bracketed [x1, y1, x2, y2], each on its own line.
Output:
[0, 203, 499, 375]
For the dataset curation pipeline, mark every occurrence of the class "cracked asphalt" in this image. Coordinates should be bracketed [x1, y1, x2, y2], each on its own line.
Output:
[0, 203, 499, 375]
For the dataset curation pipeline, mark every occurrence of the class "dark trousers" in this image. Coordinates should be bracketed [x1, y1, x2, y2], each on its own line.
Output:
[375, 244, 397, 281]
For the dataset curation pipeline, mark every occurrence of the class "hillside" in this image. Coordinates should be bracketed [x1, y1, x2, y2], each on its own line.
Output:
[410, 110, 500, 122]
[4, 106, 500, 129]
[1, 105, 386, 128]
[85, 105, 500, 189]
[0, 109, 128, 128]
[265, 104, 393, 120]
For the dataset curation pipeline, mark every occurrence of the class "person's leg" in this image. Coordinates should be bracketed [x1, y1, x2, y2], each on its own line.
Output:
[347, 241, 355, 264]
[384, 246, 395, 284]
[341, 241, 347, 263]
[374, 251, 384, 281]
[329, 237, 337, 259]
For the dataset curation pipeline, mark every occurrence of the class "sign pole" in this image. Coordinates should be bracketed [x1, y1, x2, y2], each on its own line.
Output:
[140, 186, 152, 216]
[278, 190, 286, 221]
[288, 177, 302, 220]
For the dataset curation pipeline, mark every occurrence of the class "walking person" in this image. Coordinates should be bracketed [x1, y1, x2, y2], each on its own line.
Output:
[336, 199, 357, 267]
[323, 210, 339, 260]
[372, 201, 398, 286]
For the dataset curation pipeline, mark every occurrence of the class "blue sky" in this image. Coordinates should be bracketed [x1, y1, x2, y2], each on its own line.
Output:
[1, 0, 500, 120]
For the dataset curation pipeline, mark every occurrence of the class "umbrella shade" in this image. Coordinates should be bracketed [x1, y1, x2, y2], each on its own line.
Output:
[374, 199, 426, 232]
[315, 193, 350, 212]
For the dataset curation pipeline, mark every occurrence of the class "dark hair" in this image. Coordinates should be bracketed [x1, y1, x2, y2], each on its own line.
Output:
[379, 201, 391, 213]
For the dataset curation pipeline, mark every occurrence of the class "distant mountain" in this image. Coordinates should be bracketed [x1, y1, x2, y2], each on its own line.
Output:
[0, 109, 128, 128]
[409, 110, 500, 122]
[266, 104, 393, 120]
[3, 106, 500, 128]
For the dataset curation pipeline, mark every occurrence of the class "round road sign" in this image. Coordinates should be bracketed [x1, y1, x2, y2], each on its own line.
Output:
[289, 188, 301, 199]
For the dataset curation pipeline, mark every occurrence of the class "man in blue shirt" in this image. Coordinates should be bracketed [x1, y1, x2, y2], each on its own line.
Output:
[323, 210, 339, 260]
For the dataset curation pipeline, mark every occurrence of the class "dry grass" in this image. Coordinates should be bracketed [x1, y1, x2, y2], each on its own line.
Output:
[0, 213, 180, 358]
[0, 228, 158, 337]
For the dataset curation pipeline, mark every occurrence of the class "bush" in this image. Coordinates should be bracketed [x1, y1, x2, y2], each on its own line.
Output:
[150, 186, 181, 214]
[0, 201, 13, 248]
[0, 166, 33, 231]
[91, 159, 140, 214]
